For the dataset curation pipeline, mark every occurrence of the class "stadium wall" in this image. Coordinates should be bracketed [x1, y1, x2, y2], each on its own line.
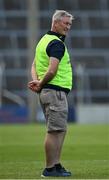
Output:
[77, 104, 109, 123]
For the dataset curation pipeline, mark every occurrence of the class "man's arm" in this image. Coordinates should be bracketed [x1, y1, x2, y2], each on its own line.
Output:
[31, 60, 38, 80]
[28, 59, 40, 92]
[40, 57, 59, 87]
[28, 57, 59, 92]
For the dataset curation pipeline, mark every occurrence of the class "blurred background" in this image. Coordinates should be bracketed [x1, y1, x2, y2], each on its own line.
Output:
[0, 0, 109, 124]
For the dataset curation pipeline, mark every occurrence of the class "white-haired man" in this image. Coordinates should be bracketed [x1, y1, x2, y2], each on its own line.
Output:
[28, 10, 74, 177]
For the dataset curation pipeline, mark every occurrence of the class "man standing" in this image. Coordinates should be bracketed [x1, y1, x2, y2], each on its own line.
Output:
[28, 10, 74, 177]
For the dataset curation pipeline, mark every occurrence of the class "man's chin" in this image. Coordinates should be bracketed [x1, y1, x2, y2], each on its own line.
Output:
[61, 32, 67, 36]
[64, 31, 68, 35]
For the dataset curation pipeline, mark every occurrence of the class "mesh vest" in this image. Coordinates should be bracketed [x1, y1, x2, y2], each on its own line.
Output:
[35, 34, 73, 90]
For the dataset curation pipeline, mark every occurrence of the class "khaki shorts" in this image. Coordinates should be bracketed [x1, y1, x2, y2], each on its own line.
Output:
[39, 89, 68, 132]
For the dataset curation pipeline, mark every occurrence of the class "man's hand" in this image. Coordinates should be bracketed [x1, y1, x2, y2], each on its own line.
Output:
[28, 80, 41, 93]
[28, 57, 59, 93]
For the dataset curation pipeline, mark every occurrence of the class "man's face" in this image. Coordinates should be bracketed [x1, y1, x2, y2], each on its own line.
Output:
[55, 16, 72, 35]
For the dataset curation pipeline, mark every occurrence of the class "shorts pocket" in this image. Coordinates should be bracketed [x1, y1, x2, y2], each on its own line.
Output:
[49, 105, 63, 111]
[39, 89, 51, 104]
[48, 105, 68, 131]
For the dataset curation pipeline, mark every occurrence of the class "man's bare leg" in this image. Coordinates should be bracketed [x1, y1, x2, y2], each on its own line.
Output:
[44, 131, 66, 168]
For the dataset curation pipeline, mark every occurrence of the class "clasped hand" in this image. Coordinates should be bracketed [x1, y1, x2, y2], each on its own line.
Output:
[28, 80, 41, 93]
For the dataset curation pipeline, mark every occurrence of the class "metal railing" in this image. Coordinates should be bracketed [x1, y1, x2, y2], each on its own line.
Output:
[0, 0, 109, 108]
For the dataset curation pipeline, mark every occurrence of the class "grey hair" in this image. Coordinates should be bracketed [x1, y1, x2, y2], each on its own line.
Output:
[52, 10, 74, 22]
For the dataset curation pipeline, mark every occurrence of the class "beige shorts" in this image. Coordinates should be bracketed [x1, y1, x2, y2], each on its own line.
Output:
[39, 89, 68, 132]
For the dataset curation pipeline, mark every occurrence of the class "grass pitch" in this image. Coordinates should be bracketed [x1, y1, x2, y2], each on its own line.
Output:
[0, 123, 108, 179]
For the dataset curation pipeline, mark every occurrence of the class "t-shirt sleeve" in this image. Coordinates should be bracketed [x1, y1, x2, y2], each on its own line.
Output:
[46, 40, 65, 61]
